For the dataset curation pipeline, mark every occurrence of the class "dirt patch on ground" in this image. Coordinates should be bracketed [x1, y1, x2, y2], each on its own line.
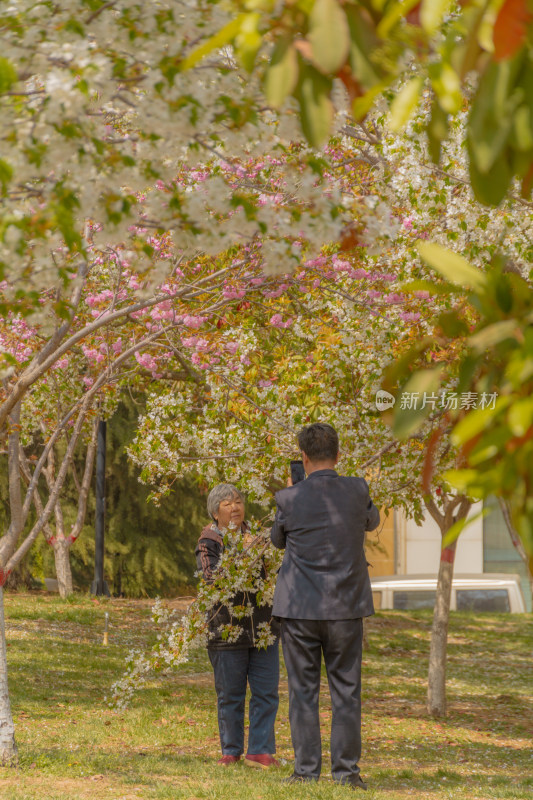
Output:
[0, 776, 141, 800]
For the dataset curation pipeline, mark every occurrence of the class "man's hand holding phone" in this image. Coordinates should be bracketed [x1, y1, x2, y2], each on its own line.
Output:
[290, 460, 305, 486]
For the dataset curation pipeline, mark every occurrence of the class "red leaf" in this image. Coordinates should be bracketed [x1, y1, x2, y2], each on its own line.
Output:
[405, 2, 422, 26]
[521, 160, 533, 199]
[337, 65, 364, 103]
[339, 222, 362, 252]
[493, 0, 532, 61]
[421, 419, 447, 494]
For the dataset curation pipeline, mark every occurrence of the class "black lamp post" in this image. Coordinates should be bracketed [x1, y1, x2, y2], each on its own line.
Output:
[91, 419, 110, 596]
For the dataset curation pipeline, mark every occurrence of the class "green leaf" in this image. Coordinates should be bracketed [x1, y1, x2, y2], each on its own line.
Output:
[468, 320, 518, 352]
[345, 5, 381, 89]
[308, 0, 350, 75]
[429, 62, 462, 114]
[234, 12, 262, 72]
[377, 0, 421, 38]
[53, 203, 83, 252]
[468, 428, 511, 466]
[427, 98, 449, 163]
[392, 367, 443, 440]
[442, 468, 485, 497]
[0, 159, 13, 194]
[352, 80, 390, 121]
[0, 57, 17, 93]
[507, 398, 533, 437]
[434, 311, 470, 337]
[64, 18, 86, 37]
[389, 77, 423, 132]
[468, 57, 525, 174]
[442, 507, 487, 548]
[296, 66, 333, 148]
[512, 105, 533, 151]
[401, 279, 455, 297]
[420, 0, 454, 34]
[468, 142, 513, 206]
[416, 241, 487, 292]
[179, 14, 247, 72]
[451, 397, 511, 446]
[264, 39, 298, 108]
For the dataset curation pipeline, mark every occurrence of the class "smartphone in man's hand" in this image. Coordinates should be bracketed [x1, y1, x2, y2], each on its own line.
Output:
[290, 460, 305, 484]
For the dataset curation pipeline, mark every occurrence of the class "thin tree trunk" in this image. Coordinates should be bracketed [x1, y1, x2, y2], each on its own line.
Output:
[0, 587, 17, 765]
[425, 493, 471, 718]
[53, 539, 73, 598]
[49, 467, 73, 599]
[0, 404, 24, 569]
[427, 542, 456, 717]
[499, 498, 533, 592]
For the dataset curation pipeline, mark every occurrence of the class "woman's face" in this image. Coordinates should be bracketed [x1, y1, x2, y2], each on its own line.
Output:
[215, 493, 245, 530]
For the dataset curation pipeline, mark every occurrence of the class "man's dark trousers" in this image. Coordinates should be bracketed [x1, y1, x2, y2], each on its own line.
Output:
[281, 617, 363, 782]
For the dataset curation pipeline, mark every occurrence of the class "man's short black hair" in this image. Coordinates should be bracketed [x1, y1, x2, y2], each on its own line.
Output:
[297, 423, 339, 462]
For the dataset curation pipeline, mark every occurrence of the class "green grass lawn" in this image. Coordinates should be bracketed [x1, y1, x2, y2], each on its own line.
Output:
[2, 592, 532, 800]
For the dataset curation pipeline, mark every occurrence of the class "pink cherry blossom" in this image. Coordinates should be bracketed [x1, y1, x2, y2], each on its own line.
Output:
[332, 257, 351, 272]
[384, 293, 405, 304]
[182, 315, 208, 329]
[222, 287, 246, 300]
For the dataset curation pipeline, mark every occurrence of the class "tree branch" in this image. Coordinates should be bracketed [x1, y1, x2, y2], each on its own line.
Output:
[0, 403, 23, 565]
[69, 418, 98, 544]
[0, 267, 232, 430]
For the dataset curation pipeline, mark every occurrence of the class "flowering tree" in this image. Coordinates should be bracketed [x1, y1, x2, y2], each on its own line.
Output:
[194, 0, 533, 204]
[2, 0, 532, 763]
[124, 111, 531, 716]
[0, 0, 357, 763]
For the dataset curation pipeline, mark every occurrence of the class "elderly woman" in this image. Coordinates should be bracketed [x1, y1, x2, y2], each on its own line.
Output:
[195, 483, 280, 768]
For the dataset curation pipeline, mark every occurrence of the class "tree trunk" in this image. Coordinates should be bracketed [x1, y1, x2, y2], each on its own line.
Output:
[427, 542, 456, 717]
[5, 560, 34, 592]
[424, 493, 471, 718]
[0, 588, 17, 765]
[53, 539, 73, 598]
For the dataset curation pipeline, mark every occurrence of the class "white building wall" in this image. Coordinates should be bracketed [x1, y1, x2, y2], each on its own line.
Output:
[395, 502, 484, 575]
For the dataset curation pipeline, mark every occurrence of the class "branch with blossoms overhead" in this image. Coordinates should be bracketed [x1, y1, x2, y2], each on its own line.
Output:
[129, 109, 532, 516]
[0, 0, 353, 320]
[109, 522, 282, 709]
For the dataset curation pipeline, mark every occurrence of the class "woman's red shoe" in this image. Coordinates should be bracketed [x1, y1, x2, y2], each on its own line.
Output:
[217, 755, 241, 765]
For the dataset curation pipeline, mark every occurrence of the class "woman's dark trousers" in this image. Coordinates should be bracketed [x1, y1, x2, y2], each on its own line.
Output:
[280, 618, 363, 782]
[208, 642, 279, 756]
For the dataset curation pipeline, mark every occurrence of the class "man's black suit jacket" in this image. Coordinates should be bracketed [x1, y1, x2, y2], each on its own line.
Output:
[271, 469, 380, 620]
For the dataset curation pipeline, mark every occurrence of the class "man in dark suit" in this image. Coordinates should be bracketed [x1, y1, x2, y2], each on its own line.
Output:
[271, 423, 380, 790]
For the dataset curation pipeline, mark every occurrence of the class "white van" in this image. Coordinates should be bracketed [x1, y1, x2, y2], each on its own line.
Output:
[370, 573, 526, 613]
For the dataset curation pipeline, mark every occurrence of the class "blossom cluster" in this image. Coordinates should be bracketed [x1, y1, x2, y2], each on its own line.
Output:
[110, 522, 282, 707]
